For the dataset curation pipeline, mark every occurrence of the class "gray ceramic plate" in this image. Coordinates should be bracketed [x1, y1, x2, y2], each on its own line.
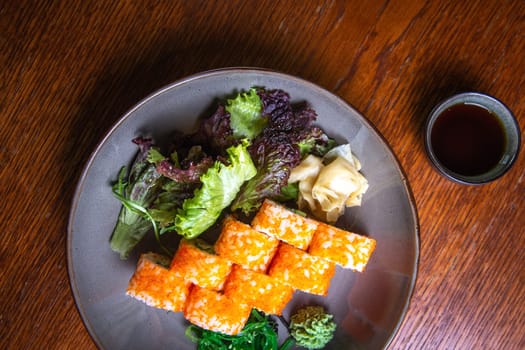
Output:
[68, 68, 419, 350]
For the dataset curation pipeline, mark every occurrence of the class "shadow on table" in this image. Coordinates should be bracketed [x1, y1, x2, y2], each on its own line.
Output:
[60, 28, 305, 199]
[410, 61, 488, 135]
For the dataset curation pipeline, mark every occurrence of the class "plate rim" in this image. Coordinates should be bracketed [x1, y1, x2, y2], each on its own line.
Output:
[67, 66, 420, 349]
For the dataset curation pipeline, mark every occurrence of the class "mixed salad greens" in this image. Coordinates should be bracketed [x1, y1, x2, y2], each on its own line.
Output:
[110, 87, 335, 259]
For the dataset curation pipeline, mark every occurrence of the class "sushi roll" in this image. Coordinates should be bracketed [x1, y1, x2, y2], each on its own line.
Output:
[126, 252, 192, 313]
[170, 239, 232, 291]
[251, 199, 318, 250]
[268, 243, 336, 296]
[223, 265, 294, 315]
[308, 222, 376, 272]
[215, 216, 279, 272]
[184, 286, 251, 336]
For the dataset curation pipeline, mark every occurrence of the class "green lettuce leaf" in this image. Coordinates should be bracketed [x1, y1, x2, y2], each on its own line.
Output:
[109, 138, 166, 259]
[174, 140, 256, 238]
[225, 88, 267, 139]
[231, 135, 300, 215]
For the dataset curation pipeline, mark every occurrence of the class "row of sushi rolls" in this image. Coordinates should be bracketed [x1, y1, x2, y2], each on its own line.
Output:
[128, 199, 376, 335]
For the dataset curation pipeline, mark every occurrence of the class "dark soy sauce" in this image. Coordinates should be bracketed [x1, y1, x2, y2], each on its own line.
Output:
[430, 103, 506, 176]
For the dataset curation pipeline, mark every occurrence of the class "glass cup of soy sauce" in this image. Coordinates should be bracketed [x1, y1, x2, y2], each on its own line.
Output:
[425, 92, 520, 185]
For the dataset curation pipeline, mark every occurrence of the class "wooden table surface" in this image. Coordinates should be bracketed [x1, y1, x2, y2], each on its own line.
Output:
[2, 1, 524, 349]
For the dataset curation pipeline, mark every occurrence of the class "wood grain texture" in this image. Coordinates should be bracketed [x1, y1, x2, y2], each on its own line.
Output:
[1, 1, 523, 349]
